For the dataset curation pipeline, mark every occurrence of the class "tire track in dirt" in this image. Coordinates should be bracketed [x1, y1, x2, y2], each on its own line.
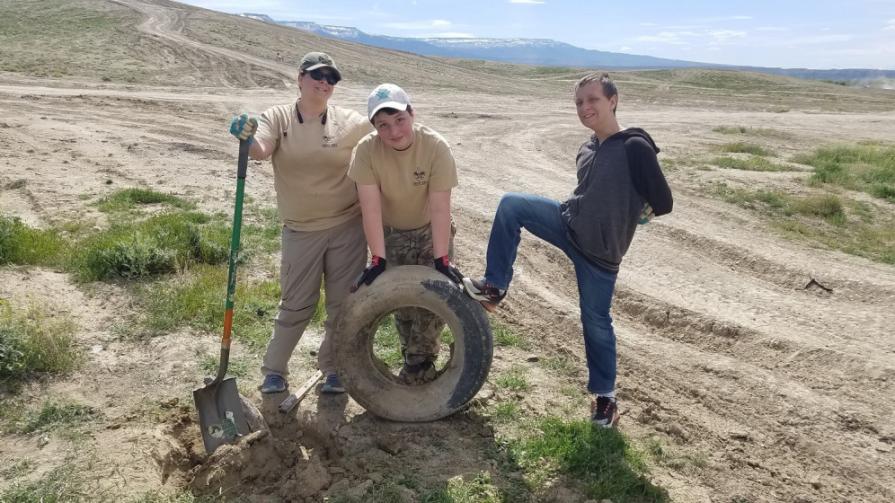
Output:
[110, 0, 294, 88]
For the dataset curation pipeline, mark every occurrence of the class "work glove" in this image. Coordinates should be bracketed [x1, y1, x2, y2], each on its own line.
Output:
[351, 256, 387, 292]
[638, 202, 655, 225]
[434, 256, 464, 286]
[229, 113, 258, 144]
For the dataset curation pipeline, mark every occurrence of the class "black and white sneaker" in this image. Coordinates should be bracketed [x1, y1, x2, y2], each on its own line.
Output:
[462, 277, 506, 311]
[591, 396, 620, 428]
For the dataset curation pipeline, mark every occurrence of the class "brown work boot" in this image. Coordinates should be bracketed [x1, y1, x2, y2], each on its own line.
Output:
[399, 360, 437, 385]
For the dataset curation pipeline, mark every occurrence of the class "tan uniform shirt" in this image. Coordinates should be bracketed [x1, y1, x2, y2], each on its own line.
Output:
[256, 101, 372, 231]
[348, 123, 458, 230]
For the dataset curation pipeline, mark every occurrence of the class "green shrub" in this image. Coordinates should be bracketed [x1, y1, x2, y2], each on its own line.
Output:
[796, 144, 895, 202]
[74, 211, 230, 281]
[0, 303, 81, 383]
[712, 156, 788, 171]
[790, 194, 846, 224]
[719, 142, 774, 156]
[138, 264, 279, 348]
[0, 215, 68, 266]
[97, 188, 193, 213]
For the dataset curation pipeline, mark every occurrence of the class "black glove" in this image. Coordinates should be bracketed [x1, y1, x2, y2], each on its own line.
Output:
[351, 255, 387, 292]
[434, 256, 464, 285]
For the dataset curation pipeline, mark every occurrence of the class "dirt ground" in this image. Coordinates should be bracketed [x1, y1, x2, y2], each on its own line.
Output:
[1, 1, 894, 502]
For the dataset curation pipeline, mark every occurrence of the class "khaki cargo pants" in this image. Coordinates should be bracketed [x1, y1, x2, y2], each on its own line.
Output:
[384, 222, 455, 366]
[261, 216, 366, 377]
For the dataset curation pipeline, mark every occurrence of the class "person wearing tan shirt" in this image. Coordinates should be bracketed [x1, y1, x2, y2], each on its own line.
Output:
[229, 52, 372, 394]
[348, 83, 465, 384]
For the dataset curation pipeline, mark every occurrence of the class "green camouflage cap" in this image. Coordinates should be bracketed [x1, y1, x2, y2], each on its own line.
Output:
[299, 52, 342, 82]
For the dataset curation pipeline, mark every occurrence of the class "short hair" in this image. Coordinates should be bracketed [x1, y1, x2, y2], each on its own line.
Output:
[574, 72, 618, 114]
[371, 105, 414, 123]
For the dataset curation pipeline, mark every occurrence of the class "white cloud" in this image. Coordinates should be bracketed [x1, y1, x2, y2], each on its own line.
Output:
[382, 19, 453, 31]
[709, 30, 747, 44]
[509, 0, 545, 4]
[756, 26, 787, 32]
[885, 19, 895, 31]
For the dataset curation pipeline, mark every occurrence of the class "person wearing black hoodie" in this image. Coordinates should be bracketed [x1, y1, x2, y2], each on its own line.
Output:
[464, 72, 673, 427]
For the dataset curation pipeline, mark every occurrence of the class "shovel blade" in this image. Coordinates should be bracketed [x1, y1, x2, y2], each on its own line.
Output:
[193, 377, 252, 454]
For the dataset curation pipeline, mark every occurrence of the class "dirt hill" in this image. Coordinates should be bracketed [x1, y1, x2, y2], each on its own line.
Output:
[1, 1, 894, 502]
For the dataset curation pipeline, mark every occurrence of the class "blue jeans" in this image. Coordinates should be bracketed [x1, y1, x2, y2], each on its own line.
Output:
[484, 193, 618, 394]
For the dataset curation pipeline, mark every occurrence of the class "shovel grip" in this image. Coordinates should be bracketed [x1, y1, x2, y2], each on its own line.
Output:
[237, 139, 250, 179]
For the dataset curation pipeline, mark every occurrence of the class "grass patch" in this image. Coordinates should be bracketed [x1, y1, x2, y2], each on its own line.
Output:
[710, 183, 895, 263]
[420, 472, 502, 503]
[17, 400, 99, 434]
[492, 320, 525, 348]
[494, 366, 530, 392]
[373, 314, 404, 370]
[0, 302, 81, 385]
[0, 215, 68, 266]
[540, 355, 578, 377]
[136, 264, 279, 348]
[97, 188, 193, 213]
[719, 142, 774, 157]
[0, 464, 84, 503]
[0, 460, 35, 480]
[643, 436, 709, 472]
[795, 144, 895, 202]
[199, 351, 252, 378]
[712, 156, 789, 172]
[73, 211, 230, 281]
[512, 418, 668, 502]
[490, 401, 521, 423]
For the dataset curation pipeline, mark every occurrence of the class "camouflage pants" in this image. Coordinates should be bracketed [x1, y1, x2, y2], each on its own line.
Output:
[384, 222, 455, 366]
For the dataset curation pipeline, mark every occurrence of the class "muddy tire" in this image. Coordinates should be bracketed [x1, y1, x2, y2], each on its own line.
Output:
[334, 265, 493, 422]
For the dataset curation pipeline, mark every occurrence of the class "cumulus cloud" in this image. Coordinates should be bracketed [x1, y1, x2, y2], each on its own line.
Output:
[509, 0, 545, 4]
[885, 19, 895, 31]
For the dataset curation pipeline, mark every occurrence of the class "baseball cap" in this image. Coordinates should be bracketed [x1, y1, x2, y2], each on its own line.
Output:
[367, 83, 411, 121]
[299, 52, 342, 82]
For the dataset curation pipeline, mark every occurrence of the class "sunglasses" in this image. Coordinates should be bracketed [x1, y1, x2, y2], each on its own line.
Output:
[307, 69, 339, 85]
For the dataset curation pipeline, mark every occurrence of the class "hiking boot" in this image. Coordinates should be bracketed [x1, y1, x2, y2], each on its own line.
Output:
[462, 277, 506, 311]
[320, 372, 345, 394]
[260, 374, 287, 394]
[399, 360, 437, 385]
[591, 395, 620, 428]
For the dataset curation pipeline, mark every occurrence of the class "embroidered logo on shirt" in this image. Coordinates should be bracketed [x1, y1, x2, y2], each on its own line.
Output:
[413, 169, 426, 186]
[322, 134, 338, 148]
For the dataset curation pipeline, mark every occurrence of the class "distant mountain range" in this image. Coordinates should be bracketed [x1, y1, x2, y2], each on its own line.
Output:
[242, 13, 895, 87]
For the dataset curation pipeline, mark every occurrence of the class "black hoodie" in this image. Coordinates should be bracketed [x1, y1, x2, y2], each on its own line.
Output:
[559, 127, 672, 272]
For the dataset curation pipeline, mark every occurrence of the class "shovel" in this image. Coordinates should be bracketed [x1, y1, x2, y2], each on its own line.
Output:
[193, 139, 253, 454]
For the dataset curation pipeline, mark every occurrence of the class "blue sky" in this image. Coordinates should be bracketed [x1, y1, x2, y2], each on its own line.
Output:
[180, 0, 895, 69]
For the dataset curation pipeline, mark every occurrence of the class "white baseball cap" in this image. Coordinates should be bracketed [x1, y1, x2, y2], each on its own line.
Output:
[367, 83, 411, 121]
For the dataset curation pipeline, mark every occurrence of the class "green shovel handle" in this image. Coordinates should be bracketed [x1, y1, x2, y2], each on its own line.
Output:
[214, 139, 250, 383]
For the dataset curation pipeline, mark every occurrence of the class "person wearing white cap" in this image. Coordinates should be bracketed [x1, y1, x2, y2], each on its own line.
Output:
[348, 83, 465, 383]
[228, 52, 373, 395]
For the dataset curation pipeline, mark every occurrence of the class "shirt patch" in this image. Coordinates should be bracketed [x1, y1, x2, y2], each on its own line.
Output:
[322, 134, 338, 148]
[413, 169, 427, 186]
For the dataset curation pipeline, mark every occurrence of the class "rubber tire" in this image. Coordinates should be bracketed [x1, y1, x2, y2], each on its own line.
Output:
[334, 265, 493, 422]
